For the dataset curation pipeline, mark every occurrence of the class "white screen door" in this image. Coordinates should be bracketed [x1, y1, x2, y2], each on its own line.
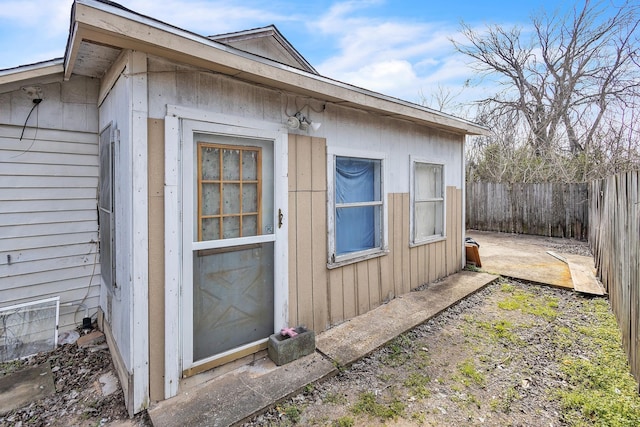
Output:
[181, 120, 286, 376]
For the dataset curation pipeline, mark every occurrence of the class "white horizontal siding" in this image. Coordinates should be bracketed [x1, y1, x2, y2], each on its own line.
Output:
[1, 221, 98, 239]
[0, 150, 98, 167]
[0, 187, 97, 201]
[0, 176, 98, 188]
[0, 77, 100, 334]
[0, 210, 96, 226]
[3, 263, 100, 290]
[1, 277, 101, 310]
[0, 228, 97, 252]
[0, 136, 98, 155]
[0, 126, 99, 144]
[0, 162, 98, 177]
[0, 242, 97, 265]
[2, 199, 97, 213]
[1, 252, 98, 276]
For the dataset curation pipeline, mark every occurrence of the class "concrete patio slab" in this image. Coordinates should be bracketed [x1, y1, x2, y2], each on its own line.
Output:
[149, 352, 335, 427]
[0, 363, 55, 415]
[467, 231, 603, 295]
[467, 231, 575, 289]
[316, 270, 498, 366]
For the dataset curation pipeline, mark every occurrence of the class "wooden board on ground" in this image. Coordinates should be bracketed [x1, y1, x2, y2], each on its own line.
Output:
[566, 255, 606, 296]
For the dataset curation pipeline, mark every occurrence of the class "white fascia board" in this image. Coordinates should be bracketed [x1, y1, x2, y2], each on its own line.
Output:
[0, 59, 64, 86]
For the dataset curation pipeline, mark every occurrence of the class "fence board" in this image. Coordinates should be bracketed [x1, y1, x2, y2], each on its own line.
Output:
[466, 182, 589, 239]
[590, 171, 640, 386]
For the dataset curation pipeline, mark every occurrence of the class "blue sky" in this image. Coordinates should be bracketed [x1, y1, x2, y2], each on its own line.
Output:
[0, 0, 572, 108]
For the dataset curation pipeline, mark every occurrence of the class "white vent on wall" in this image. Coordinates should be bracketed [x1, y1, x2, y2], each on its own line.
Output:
[0, 297, 60, 362]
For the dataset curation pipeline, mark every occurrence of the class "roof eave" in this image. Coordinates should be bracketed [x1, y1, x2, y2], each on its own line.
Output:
[0, 59, 64, 86]
[68, 0, 489, 136]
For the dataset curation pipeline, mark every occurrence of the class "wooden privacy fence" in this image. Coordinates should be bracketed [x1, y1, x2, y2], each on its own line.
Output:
[590, 171, 640, 384]
[466, 182, 589, 240]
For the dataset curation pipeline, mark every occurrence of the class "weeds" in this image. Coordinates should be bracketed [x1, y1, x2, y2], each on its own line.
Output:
[383, 334, 413, 367]
[404, 372, 431, 399]
[249, 281, 640, 427]
[498, 288, 558, 320]
[351, 391, 405, 420]
[332, 416, 354, 427]
[555, 298, 640, 426]
[282, 405, 301, 424]
[457, 359, 485, 386]
[476, 319, 521, 343]
[323, 392, 347, 405]
[490, 385, 519, 413]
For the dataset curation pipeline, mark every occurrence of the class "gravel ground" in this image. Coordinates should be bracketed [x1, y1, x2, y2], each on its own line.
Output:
[242, 237, 639, 426]
[0, 331, 151, 427]
[244, 278, 625, 426]
[0, 338, 126, 426]
[3, 234, 625, 427]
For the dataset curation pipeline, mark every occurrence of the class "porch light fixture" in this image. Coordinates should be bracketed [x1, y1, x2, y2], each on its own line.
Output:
[286, 111, 321, 131]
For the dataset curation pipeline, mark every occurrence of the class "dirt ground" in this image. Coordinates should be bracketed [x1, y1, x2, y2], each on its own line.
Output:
[2, 234, 634, 427]
[243, 236, 640, 427]
[245, 278, 632, 427]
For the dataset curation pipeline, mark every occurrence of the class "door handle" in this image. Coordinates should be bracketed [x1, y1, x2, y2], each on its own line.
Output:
[278, 209, 284, 229]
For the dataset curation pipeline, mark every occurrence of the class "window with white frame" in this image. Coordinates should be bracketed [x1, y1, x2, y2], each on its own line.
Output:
[412, 161, 445, 243]
[328, 152, 386, 264]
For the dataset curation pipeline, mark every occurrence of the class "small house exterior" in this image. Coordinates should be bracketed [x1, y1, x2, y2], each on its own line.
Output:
[0, 0, 488, 415]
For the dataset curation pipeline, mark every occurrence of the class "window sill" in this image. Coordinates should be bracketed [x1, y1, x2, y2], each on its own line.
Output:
[327, 249, 389, 269]
[410, 235, 447, 248]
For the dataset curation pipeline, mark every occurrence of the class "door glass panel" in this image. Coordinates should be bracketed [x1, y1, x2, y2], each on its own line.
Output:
[201, 147, 220, 180]
[192, 243, 274, 362]
[223, 183, 241, 214]
[197, 143, 263, 241]
[242, 184, 258, 212]
[201, 218, 219, 241]
[222, 216, 240, 239]
[223, 149, 240, 180]
[242, 215, 258, 236]
[242, 151, 258, 180]
[201, 183, 220, 215]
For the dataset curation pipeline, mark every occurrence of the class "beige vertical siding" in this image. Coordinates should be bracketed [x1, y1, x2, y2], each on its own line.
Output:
[287, 134, 328, 332]
[147, 118, 165, 402]
[288, 135, 463, 333]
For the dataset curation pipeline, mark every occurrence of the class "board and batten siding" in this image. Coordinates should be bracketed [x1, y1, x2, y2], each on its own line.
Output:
[0, 74, 101, 333]
[288, 135, 463, 332]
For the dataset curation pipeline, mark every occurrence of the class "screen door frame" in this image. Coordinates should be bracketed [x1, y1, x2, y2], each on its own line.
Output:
[177, 116, 288, 376]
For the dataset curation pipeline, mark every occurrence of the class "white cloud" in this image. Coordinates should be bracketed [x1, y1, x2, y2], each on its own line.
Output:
[121, 0, 302, 35]
[338, 59, 419, 94]
[0, 0, 507, 110]
[309, 1, 475, 104]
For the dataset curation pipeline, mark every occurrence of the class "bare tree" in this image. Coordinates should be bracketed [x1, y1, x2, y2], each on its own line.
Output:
[419, 82, 468, 114]
[454, 0, 640, 169]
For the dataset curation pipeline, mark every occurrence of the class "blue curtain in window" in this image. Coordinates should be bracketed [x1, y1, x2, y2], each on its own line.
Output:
[336, 157, 375, 254]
